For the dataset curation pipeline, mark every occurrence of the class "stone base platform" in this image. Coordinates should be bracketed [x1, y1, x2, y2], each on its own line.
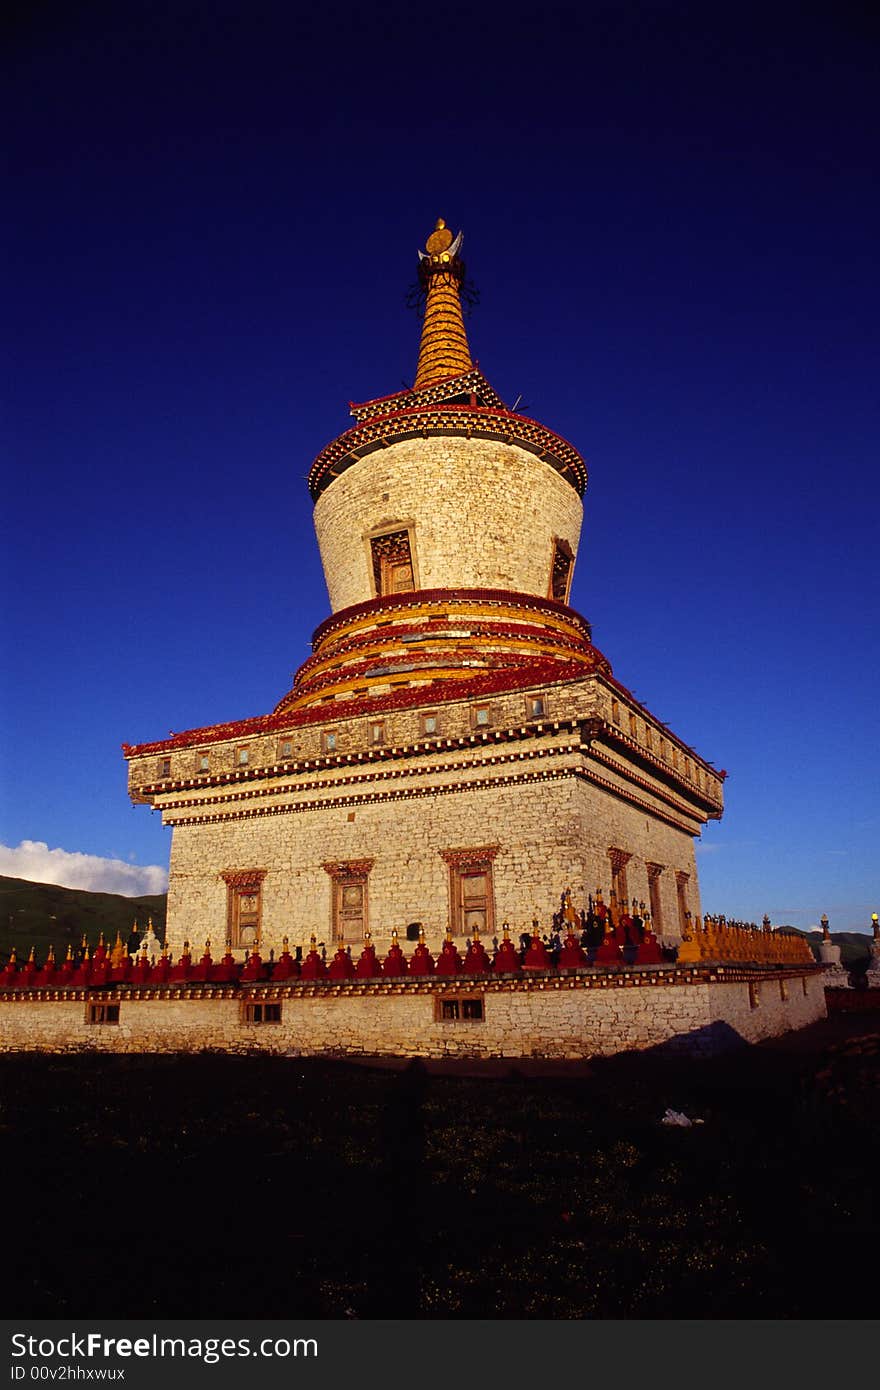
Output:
[0, 964, 827, 1060]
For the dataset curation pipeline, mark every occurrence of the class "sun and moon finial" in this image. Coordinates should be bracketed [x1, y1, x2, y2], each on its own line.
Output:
[418, 216, 463, 266]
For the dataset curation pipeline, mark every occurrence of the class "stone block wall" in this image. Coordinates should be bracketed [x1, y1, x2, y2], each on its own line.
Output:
[162, 754, 702, 958]
[0, 969, 827, 1060]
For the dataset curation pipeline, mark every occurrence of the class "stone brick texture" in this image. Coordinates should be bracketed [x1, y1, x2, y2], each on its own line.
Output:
[0, 972, 827, 1059]
[312, 437, 583, 613]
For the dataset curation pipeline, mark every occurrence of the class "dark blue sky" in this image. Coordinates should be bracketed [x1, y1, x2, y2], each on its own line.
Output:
[2, 2, 878, 928]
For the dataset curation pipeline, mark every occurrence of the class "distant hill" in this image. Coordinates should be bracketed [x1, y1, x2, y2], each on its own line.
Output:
[0, 875, 166, 961]
[787, 926, 872, 971]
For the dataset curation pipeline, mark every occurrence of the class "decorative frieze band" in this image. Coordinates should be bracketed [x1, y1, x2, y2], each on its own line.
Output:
[220, 869, 267, 892]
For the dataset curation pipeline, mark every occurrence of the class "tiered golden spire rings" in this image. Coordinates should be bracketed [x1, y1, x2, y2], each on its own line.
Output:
[414, 217, 472, 390]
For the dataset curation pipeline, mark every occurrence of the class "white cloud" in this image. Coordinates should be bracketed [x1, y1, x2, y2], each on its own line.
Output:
[0, 841, 168, 897]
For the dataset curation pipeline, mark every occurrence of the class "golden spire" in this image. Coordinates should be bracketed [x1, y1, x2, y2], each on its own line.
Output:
[413, 218, 472, 389]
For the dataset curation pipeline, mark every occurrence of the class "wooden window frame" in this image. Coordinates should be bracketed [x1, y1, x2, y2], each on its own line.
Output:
[472, 703, 492, 729]
[646, 862, 665, 934]
[323, 859, 375, 943]
[241, 1001, 282, 1025]
[198, 754, 210, 773]
[370, 719, 386, 746]
[86, 1002, 120, 1025]
[236, 746, 250, 767]
[675, 871, 691, 936]
[158, 757, 171, 779]
[548, 537, 574, 604]
[278, 739, 293, 760]
[367, 525, 419, 598]
[434, 994, 485, 1023]
[440, 846, 499, 937]
[527, 693, 548, 720]
[321, 729, 338, 753]
[221, 869, 266, 950]
[608, 848, 632, 905]
[420, 711, 439, 737]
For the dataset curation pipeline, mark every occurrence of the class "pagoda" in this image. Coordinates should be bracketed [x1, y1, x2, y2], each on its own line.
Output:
[123, 219, 725, 958]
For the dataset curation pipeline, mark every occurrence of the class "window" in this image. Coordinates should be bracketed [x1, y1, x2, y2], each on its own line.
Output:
[608, 848, 631, 905]
[802, 977, 809, 997]
[675, 871, 690, 936]
[279, 739, 293, 759]
[549, 538, 574, 603]
[87, 1003, 120, 1025]
[646, 862, 665, 933]
[436, 995, 484, 1022]
[645, 726, 653, 751]
[242, 1002, 282, 1024]
[421, 712, 439, 736]
[159, 758, 171, 779]
[472, 704, 491, 728]
[323, 859, 374, 942]
[660, 738, 668, 761]
[441, 846, 499, 936]
[236, 747, 249, 766]
[222, 870, 266, 950]
[611, 699, 621, 725]
[684, 756, 691, 779]
[198, 755, 210, 772]
[629, 713, 637, 738]
[322, 730, 337, 753]
[528, 695, 546, 719]
[370, 720, 385, 745]
[370, 528, 416, 596]
[749, 982, 761, 1010]
[779, 979, 789, 1002]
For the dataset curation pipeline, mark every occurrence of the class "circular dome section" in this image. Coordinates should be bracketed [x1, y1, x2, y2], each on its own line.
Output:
[313, 431, 584, 616]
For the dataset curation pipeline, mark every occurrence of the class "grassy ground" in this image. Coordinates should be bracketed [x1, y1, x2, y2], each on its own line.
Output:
[1, 1014, 877, 1319]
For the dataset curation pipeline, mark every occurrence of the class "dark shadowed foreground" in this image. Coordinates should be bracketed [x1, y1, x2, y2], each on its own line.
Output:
[1, 1015, 877, 1319]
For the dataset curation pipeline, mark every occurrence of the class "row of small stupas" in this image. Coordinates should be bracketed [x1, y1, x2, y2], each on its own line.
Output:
[0, 892, 816, 988]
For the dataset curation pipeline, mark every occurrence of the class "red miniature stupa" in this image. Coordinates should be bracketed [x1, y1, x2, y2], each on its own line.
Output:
[327, 938, 356, 979]
[593, 898, 624, 966]
[88, 950, 112, 986]
[1, 949, 19, 987]
[150, 945, 173, 984]
[272, 937, 300, 981]
[462, 928, 492, 974]
[435, 929, 463, 976]
[408, 929, 435, 976]
[70, 948, 91, 987]
[522, 929, 552, 971]
[355, 931, 383, 979]
[299, 936, 327, 980]
[129, 944, 152, 985]
[493, 924, 521, 974]
[382, 929, 409, 977]
[558, 930, 588, 969]
[169, 941, 193, 983]
[240, 945, 269, 982]
[189, 939, 214, 982]
[635, 911, 665, 965]
[33, 946, 58, 988]
[210, 943, 241, 983]
[19, 946, 39, 987]
[56, 944, 76, 986]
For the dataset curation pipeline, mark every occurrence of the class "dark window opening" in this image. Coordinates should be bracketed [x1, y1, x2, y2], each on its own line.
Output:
[550, 539, 574, 602]
[87, 1003, 120, 1025]
[370, 530, 415, 597]
[242, 1002, 282, 1024]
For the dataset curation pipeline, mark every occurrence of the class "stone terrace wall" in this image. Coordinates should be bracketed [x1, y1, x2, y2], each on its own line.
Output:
[0, 969, 826, 1060]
